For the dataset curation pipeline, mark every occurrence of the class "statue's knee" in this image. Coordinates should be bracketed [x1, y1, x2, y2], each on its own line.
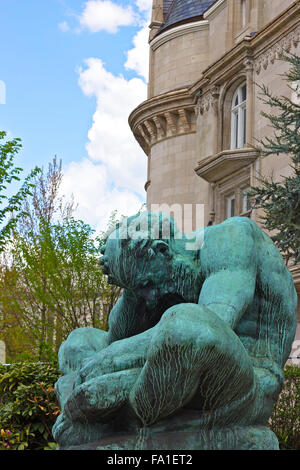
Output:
[58, 327, 108, 374]
[153, 303, 218, 352]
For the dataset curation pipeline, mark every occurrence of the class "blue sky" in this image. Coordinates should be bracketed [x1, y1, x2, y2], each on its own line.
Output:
[0, 0, 151, 231]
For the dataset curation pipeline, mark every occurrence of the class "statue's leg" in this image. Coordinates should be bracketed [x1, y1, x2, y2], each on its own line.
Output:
[58, 327, 108, 375]
[129, 303, 256, 427]
[55, 328, 108, 411]
[53, 327, 109, 447]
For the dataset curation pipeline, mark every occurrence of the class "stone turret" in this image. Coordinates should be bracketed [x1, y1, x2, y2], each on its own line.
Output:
[130, 0, 216, 229]
[129, 0, 300, 328]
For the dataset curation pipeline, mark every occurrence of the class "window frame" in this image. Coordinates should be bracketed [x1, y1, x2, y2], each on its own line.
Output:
[226, 194, 236, 219]
[241, 0, 247, 29]
[231, 83, 247, 150]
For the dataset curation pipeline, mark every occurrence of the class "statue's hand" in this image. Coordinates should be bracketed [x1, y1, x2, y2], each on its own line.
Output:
[64, 367, 142, 423]
[74, 327, 153, 387]
[63, 328, 154, 423]
[75, 348, 114, 386]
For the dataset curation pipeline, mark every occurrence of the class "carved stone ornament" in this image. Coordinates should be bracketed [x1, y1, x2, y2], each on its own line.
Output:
[255, 26, 300, 75]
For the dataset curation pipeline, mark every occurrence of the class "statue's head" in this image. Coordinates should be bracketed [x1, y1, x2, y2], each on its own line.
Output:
[100, 211, 202, 308]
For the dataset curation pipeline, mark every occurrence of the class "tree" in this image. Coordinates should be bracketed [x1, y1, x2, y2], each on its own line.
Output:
[0, 155, 72, 361]
[0, 131, 40, 250]
[0, 155, 121, 361]
[16, 155, 75, 240]
[5, 218, 120, 360]
[250, 53, 300, 264]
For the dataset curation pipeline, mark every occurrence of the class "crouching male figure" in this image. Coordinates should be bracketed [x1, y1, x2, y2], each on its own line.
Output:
[52, 211, 297, 450]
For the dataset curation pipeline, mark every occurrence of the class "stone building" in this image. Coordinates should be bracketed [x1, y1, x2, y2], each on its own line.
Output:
[129, 0, 300, 344]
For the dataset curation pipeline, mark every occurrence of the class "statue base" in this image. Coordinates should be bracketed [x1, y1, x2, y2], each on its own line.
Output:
[61, 425, 279, 450]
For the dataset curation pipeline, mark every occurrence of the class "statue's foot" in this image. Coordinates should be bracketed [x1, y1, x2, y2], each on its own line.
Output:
[52, 411, 110, 449]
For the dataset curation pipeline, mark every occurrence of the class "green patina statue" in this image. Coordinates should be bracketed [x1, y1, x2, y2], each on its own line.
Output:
[52, 212, 297, 450]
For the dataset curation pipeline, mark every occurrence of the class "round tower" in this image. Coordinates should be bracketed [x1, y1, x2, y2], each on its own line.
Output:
[129, 0, 216, 228]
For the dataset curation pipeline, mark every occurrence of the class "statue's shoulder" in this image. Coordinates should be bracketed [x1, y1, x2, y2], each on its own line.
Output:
[203, 217, 259, 244]
[219, 216, 258, 231]
[200, 217, 260, 272]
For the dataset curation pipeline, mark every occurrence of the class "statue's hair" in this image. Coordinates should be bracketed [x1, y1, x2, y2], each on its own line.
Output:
[105, 211, 201, 294]
[108, 211, 185, 258]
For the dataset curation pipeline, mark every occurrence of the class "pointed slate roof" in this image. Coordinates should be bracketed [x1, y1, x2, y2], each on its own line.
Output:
[161, 0, 216, 32]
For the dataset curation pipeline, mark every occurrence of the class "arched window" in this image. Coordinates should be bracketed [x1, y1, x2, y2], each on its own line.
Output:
[231, 83, 247, 149]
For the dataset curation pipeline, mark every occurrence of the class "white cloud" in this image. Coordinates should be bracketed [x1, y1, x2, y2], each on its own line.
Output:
[60, 158, 143, 233]
[125, 22, 149, 80]
[60, 1, 151, 231]
[78, 57, 147, 193]
[135, 0, 152, 15]
[62, 58, 147, 231]
[58, 21, 70, 32]
[79, 0, 137, 34]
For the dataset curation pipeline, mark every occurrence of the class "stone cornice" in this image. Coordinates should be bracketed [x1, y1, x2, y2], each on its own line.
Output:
[130, 1, 300, 156]
[203, 0, 226, 20]
[150, 19, 209, 51]
[189, 39, 253, 95]
[189, 0, 300, 94]
[194, 148, 259, 183]
[129, 87, 197, 155]
[254, 24, 300, 75]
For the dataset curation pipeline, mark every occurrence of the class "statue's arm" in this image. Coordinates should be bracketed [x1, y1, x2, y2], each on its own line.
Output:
[199, 220, 257, 329]
[107, 289, 142, 344]
[73, 290, 153, 385]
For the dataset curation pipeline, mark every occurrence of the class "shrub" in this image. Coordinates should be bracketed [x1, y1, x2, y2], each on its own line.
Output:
[269, 365, 300, 450]
[0, 362, 299, 450]
[0, 362, 61, 450]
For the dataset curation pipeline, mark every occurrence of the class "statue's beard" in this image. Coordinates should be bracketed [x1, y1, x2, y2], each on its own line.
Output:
[139, 264, 201, 317]
[141, 285, 186, 311]
[136, 277, 199, 334]
[106, 252, 201, 331]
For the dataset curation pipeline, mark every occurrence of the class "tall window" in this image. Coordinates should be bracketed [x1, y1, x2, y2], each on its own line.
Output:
[231, 83, 247, 149]
[241, 0, 246, 28]
[226, 194, 235, 218]
[241, 186, 251, 214]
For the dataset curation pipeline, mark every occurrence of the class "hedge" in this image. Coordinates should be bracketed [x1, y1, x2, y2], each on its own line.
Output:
[0, 362, 61, 450]
[269, 365, 300, 450]
[0, 362, 299, 450]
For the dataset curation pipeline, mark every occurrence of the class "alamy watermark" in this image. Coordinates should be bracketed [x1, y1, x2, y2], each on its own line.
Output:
[109, 203, 205, 251]
[0, 80, 6, 104]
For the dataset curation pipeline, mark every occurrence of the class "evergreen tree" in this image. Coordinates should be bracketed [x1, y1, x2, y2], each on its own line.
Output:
[250, 53, 300, 264]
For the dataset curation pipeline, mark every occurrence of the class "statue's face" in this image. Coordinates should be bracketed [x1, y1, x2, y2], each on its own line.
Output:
[100, 233, 176, 309]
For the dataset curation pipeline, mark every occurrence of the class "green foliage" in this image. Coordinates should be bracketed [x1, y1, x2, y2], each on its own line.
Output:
[269, 365, 300, 450]
[250, 54, 300, 264]
[0, 361, 299, 450]
[0, 362, 61, 450]
[0, 217, 121, 361]
[0, 154, 121, 362]
[0, 131, 40, 250]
